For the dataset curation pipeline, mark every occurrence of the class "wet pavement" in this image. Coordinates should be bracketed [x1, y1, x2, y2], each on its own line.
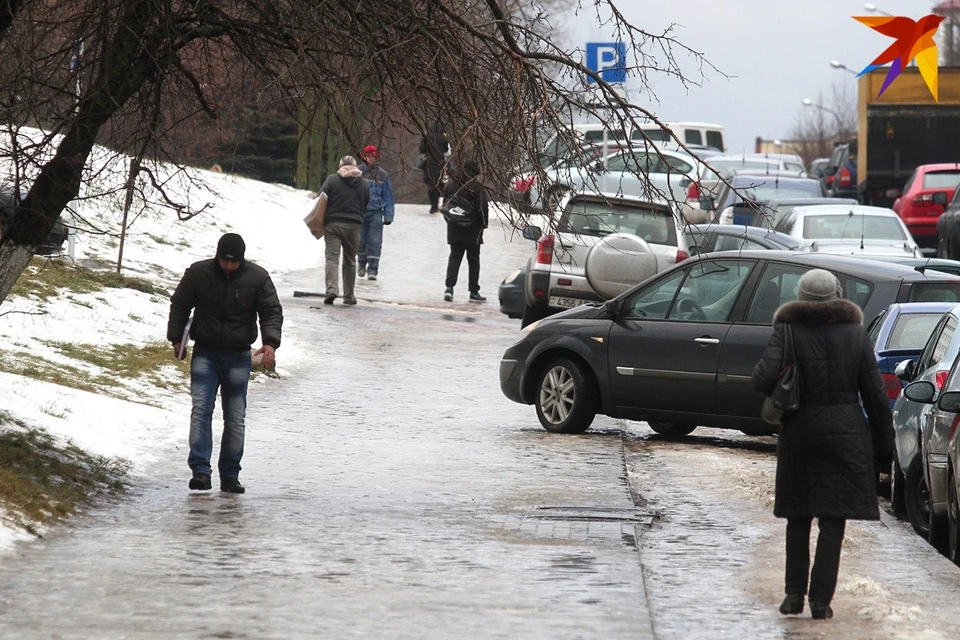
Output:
[0, 206, 653, 638]
[4, 203, 960, 638]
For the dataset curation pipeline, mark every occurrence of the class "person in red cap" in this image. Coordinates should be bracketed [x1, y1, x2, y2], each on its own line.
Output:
[358, 144, 395, 281]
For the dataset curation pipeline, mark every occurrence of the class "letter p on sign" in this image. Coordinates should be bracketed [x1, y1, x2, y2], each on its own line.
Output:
[586, 42, 626, 84]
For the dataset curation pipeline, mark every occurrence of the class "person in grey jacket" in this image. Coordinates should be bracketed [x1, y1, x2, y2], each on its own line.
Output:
[357, 145, 395, 281]
[167, 233, 283, 494]
[319, 155, 369, 305]
[752, 269, 893, 621]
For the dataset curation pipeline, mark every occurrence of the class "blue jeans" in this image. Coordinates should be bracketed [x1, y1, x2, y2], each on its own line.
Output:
[358, 210, 384, 275]
[188, 346, 251, 479]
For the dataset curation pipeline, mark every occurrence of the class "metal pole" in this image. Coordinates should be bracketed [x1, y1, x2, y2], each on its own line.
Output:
[67, 38, 84, 262]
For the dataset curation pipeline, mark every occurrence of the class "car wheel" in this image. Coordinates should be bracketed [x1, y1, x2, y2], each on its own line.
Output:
[545, 185, 568, 212]
[891, 459, 906, 514]
[520, 304, 551, 328]
[534, 357, 596, 434]
[948, 472, 960, 566]
[905, 455, 932, 538]
[648, 422, 697, 438]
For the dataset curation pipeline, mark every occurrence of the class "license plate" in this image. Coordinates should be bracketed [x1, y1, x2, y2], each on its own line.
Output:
[550, 296, 589, 309]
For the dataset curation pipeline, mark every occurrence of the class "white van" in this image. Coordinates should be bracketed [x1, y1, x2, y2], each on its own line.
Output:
[632, 122, 726, 152]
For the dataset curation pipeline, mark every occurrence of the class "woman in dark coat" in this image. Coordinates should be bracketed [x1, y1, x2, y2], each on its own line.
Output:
[442, 158, 489, 303]
[752, 269, 893, 621]
[420, 121, 449, 214]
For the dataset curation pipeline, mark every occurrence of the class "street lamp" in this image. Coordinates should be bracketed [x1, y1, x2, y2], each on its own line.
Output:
[863, 3, 893, 16]
[830, 60, 857, 76]
[802, 98, 845, 136]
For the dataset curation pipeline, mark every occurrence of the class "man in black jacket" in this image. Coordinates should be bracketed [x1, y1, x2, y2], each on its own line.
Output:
[167, 233, 283, 494]
[320, 155, 369, 305]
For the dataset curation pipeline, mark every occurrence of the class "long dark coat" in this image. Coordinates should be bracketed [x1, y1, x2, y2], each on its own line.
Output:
[443, 178, 489, 245]
[752, 299, 893, 520]
[419, 127, 449, 188]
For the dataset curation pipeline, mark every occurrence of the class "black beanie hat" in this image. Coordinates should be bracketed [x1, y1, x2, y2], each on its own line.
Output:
[216, 233, 245, 261]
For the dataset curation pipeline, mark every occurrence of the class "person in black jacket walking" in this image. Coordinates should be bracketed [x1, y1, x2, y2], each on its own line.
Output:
[319, 155, 369, 305]
[420, 121, 449, 214]
[752, 269, 893, 620]
[167, 233, 284, 494]
[442, 158, 489, 302]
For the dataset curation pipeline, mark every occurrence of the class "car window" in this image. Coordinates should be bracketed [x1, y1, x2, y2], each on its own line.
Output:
[623, 269, 685, 319]
[784, 162, 805, 173]
[932, 316, 958, 364]
[713, 235, 766, 252]
[917, 317, 948, 373]
[667, 260, 755, 322]
[902, 171, 916, 194]
[606, 151, 653, 173]
[907, 283, 960, 303]
[886, 313, 946, 350]
[684, 229, 715, 255]
[706, 131, 724, 151]
[867, 311, 885, 347]
[558, 199, 676, 244]
[685, 130, 703, 146]
[775, 212, 797, 234]
[922, 171, 960, 190]
[836, 274, 873, 309]
[635, 127, 671, 143]
[654, 155, 694, 175]
[802, 214, 906, 241]
[583, 129, 628, 143]
[745, 262, 809, 324]
[733, 181, 822, 203]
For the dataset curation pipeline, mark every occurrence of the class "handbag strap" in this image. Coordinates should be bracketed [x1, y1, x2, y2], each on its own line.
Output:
[782, 323, 796, 367]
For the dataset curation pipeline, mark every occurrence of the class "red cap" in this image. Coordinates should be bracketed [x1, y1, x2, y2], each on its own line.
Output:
[362, 145, 379, 158]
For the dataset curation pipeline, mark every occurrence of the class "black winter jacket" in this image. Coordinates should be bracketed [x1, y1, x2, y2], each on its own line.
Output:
[167, 258, 283, 351]
[319, 165, 369, 226]
[420, 127, 449, 188]
[752, 299, 893, 520]
[443, 179, 489, 246]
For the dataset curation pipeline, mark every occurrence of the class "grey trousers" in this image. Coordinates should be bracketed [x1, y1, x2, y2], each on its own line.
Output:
[324, 221, 361, 299]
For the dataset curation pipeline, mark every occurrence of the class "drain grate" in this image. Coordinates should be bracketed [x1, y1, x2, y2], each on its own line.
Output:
[496, 506, 656, 546]
[531, 506, 655, 525]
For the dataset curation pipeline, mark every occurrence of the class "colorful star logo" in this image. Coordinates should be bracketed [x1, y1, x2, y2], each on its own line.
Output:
[854, 14, 944, 101]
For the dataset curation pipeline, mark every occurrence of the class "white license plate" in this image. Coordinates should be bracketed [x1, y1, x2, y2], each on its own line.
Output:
[549, 296, 590, 309]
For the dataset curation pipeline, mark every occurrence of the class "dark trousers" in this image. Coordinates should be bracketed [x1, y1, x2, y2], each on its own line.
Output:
[445, 243, 480, 293]
[428, 186, 442, 212]
[785, 517, 846, 604]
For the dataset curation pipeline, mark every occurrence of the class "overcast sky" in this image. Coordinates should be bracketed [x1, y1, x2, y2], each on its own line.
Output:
[560, 0, 934, 153]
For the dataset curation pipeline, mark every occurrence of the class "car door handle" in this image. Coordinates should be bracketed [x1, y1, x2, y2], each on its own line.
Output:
[694, 337, 720, 345]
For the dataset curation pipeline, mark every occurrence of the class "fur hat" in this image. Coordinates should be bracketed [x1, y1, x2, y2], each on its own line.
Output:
[339, 155, 357, 167]
[797, 268, 842, 302]
[216, 233, 245, 262]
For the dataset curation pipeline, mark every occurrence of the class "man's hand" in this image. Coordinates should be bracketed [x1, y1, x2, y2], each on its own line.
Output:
[172, 343, 183, 360]
[384, 219, 392, 225]
[254, 344, 276, 369]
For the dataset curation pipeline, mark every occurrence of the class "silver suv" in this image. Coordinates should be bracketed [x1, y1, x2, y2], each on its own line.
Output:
[520, 191, 689, 326]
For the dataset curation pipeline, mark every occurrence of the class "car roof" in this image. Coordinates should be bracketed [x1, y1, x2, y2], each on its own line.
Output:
[729, 169, 805, 178]
[790, 204, 898, 217]
[685, 250, 960, 281]
[886, 302, 957, 316]
[729, 175, 820, 187]
[913, 163, 960, 173]
[765, 197, 857, 207]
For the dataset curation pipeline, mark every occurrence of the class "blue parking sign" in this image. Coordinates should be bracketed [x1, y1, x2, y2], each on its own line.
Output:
[586, 42, 626, 84]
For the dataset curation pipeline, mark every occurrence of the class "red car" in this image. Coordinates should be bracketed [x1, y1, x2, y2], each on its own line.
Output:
[893, 163, 960, 249]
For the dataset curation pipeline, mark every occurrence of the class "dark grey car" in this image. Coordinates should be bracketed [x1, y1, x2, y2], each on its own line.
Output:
[500, 252, 960, 436]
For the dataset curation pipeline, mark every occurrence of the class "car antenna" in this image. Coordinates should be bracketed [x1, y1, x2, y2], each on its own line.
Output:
[860, 207, 865, 251]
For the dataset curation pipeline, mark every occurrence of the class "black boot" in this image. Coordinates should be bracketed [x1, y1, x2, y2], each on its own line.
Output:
[779, 593, 804, 615]
[188, 472, 211, 491]
[810, 601, 833, 620]
[220, 478, 246, 494]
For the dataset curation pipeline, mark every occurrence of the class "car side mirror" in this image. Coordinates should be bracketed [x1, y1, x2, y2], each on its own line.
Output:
[895, 359, 917, 383]
[904, 380, 937, 404]
[593, 161, 605, 173]
[522, 225, 542, 241]
[689, 244, 702, 256]
[603, 297, 622, 318]
[934, 192, 949, 206]
[939, 391, 960, 412]
[699, 196, 714, 211]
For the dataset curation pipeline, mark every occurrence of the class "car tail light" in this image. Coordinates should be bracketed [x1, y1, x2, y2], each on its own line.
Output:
[911, 193, 944, 208]
[881, 372, 902, 401]
[839, 166, 852, 187]
[937, 370, 950, 389]
[536, 234, 555, 265]
[686, 182, 700, 200]
[676, 249, 689, 263]
[514, 176, 536, 192]
[826, 174, 834, 185]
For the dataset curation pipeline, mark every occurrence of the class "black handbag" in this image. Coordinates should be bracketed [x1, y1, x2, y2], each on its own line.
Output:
[441, 194, 476, 229]
[761, 324, 801, 425]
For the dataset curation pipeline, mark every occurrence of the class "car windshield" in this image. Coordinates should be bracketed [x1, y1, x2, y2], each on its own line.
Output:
[559, 200, 675, 243]
[922, 170, 960, 190]
[802, 214, 906, 241]
[907, 283, 960, 303]
[735, 181, 821, 201]
[886, 313, 945, 350]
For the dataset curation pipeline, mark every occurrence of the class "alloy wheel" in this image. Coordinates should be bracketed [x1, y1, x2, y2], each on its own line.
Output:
[539, 365, 575, 425]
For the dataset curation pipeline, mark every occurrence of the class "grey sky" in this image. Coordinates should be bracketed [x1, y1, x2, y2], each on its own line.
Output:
[561, 0, 933, 153]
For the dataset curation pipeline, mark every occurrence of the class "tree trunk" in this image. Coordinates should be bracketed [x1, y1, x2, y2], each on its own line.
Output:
[0, 241, 34, 307]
